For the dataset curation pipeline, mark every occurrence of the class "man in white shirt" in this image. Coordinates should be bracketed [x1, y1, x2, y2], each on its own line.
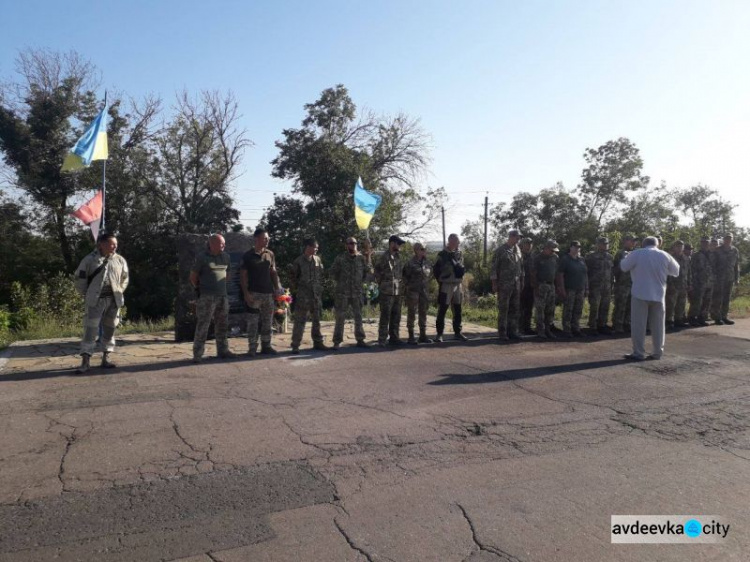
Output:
[620, 236, 680, 361]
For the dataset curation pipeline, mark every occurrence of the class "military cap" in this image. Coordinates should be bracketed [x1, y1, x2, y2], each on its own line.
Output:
[544, 239, 559, 251]
[388, 235, 406, 245]
[508, 229, 522, 237]
[520, 237, 533, 245]
[724, 233, 734, 239]
[596, 236, 609, 244]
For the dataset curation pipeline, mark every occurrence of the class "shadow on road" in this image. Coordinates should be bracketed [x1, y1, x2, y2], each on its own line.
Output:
[429, 358, 625, 385]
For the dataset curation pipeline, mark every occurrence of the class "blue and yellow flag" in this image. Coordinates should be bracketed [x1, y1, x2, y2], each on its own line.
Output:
[354, 177, 381, 230]
[61, 104, 109, 172]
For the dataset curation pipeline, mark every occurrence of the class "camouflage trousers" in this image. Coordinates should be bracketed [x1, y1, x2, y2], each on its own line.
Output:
[587, 284, 611, 329]
[612, 283, 631, 330]
[333, 294, 367, 345]
[665, 284, 688, 324]
[711, 277, 735, 320]
[534, 284, 556, 333]
[291, 291, 323, 348]
[406, 290, 429, 336]
[688, 284, 712, 320]
[80, 296, 121, 355]
[496, 281, 520, 337]
[246, 292, 275, 351]
[193, 294, 230, 359]
[562, 289, 585, 333]
[379, 294, 403, 343]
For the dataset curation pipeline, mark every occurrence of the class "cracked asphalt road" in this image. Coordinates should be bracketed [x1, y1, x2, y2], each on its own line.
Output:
[0, 319, 748, 561]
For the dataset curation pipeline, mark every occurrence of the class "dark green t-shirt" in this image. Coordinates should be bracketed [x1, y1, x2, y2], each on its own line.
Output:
[192, 251, 231, 296]
[533, 253, 558, 284]
[558, 253, 588, 290]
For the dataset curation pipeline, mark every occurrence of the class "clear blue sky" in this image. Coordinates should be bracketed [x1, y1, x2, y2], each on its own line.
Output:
[2, 0, 749, 238]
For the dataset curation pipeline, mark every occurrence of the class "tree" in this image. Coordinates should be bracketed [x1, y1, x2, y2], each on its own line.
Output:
[141, 90, 250, 234]
[490, 183, 588, 244]
[267, 84, 433, 268]
[0, 49, 101, 268]
[674, 184, 736, 237]
[579, 137, 649, 227]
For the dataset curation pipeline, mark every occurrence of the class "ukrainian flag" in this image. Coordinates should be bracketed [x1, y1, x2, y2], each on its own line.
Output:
[61, 104, 109, 172]
[354, 177, 381, 230]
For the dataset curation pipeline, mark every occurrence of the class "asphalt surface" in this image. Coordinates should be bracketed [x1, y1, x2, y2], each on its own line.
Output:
[0, 319, 748, 561]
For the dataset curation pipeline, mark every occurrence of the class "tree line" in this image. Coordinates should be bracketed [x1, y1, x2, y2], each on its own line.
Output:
[0, 49, 746, 322]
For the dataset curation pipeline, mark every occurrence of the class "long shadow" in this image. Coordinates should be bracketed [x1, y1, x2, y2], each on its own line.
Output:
[429, 358, 625, 385]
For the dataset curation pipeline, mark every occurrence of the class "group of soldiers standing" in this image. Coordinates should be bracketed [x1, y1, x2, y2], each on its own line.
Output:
[504, 232, 741, 341]
[188, 229, 473, 360]
[71, 227, 741, 371]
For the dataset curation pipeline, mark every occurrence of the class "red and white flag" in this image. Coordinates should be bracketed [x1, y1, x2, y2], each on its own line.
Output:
[70, 190, 103, 241]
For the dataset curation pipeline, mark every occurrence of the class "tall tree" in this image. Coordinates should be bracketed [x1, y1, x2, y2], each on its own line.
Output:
[579, 137, 649, 227]
[267, 84, 433, 267]
[141, 90, 250, 234]
[0, 49, 101, 268]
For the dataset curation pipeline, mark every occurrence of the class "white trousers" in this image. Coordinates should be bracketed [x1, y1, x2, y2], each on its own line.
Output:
[630, 297, 665, 359]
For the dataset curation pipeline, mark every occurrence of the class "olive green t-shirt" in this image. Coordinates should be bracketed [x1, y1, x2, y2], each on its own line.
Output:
[192, 251, 231, 296]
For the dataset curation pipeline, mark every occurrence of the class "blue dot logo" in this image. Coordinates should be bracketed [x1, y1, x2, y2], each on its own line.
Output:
[685, 519, 702, 538]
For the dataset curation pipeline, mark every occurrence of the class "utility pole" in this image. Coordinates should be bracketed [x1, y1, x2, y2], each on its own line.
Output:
[483, 195, 489, 268]
[441, 206, 446, 248]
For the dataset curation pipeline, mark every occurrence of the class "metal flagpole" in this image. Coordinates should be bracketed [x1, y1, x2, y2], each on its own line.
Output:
[101, 92, 107, 234]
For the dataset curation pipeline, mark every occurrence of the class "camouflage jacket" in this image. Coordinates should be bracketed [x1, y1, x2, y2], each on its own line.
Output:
[290, 254, 324, 297]
[75, 251, 129, 308]
[691, 250, 714, 288]
[667, 254, 690, 290]
[585, 250, 613, 288]
[402, 256, 432, 294]
[374, 251, 405, 296]
[330, 252, 373, 297]
[715, 245, 741, 282]
[613, 248, 632, 288]
[491, 243, 523, 285]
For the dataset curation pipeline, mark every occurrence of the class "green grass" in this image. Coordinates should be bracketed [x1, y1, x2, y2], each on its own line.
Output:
[0, 316, 175, 350]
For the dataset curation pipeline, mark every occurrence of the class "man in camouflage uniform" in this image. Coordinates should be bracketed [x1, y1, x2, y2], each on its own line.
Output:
[688, 238, 714, 326]
[290, 238, 330, 353]
[190, 233, 236, 363]
[491, 229, 524, 341]
[433, 233, 468, 342]
[240, 228, 283, 356]
[330, 237, 374, 350]
[665, 240, 690, 329]
[74, 232, 129, 374]
[402, 242, 433, 344]
[678, 243, 693, 327]
[711, 233, 741, 325]
[613, 234, 636, 333]
[519, 238, 535, 335]
[375, 235, 406, 346]
[585, 236, 614, 335]
[531, 240, 559, 339]
[556, 241, 588, 337]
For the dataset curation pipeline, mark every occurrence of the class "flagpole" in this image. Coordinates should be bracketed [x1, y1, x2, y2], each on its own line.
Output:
[100, 91, 107, 234]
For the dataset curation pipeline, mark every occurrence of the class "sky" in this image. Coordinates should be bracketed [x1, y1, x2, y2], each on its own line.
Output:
[2, 0, 749, 240]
